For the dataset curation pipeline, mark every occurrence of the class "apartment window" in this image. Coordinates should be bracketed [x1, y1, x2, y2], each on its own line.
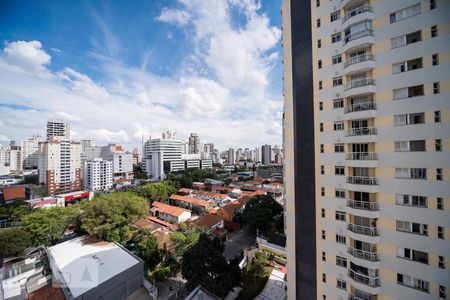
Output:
[317, 18, 321, 28]
[438, 226, 444, 239]
[320, 123, 324, 132]
[437, 197, 443, 210]
[334, 143, 344, 152]
[318, 59, 322, 69]
[322, 230, 326, 239]
[431, 25, 438, 38]
[321, 187, 325, 196]
[395, 140, 426, 152]
[319, 101, 323, 111]
[397, 247, 429, 264]
[320, 144, 324, 153]
[430, 0, 436, 9]
[435, 110, 441, 122]
[437, 168, 443, 181]
[336, 256, 347, 268]
[333, 76, 343, 86]
[396, 194, 427, 207]
[390, 4, 421, 23]
[439, 256, 445, 269]
[316, 0, 320, 7]
[336, 279, 347, 290]
[397, 220, 428, 235]
[322, 273, 326, 283]
[335, 189, 345, 198]
[391, 31, 421, 48]
[335, 166, 345, 175]
[440, 286, 446, 299]
[319, 80, 323, 89]
[434, 82, 440, 94]
[322, 251, 326, 261]
[336, 234, 346, 244]
[332, 54, 342, 65]
[318, 39, 322, 48]
[397, 273, 430, 293]
[330, 10, 340, 22]
[393, 85, 424, 99]
[411, 168, 427, 179]
[331, 33, 342, 43]
[335, 211, 346, 221]
[394, 113, 425, 126]
[432, 53, 439, 66]
[334, 122, 344, 131]
[392, 58, 423, 73]
[320, 165, 324, 175]
[322, 208, 325, 217]
[323, 296, 326, 300]
[333, 98, 344, 108]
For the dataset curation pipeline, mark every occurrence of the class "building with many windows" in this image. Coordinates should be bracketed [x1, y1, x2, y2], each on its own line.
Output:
[82, 158, 113, 191]
[46, 118, 70, 140]
[282, 0, 450, 299]
[22, 135, 41, 169]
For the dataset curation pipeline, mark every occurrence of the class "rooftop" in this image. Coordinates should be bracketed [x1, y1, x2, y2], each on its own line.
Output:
[170, 194, 210, 207]
[192, 190, 229, 200]
[0, 186, 26, 202]
[152, 201, 189, 217]
[194, 214, 223, 228]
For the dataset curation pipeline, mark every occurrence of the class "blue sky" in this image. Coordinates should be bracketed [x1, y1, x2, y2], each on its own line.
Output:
[0, 0, 283, 150]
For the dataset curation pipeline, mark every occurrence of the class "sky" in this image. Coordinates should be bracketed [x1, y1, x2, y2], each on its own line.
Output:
[0, 0, 283, 151]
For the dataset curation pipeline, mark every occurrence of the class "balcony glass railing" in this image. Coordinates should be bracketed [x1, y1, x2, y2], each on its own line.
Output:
[344, 29, 374, 44]
[347, 176, 378, 185]
[348, 223, 379, 236]
[344, 78, 375, 91]
[344, 54, 375, 68]
[348, 246, 379, 261]
[348, 292, 378, 300]
[346, 152, 378, 160]
[347, 199, 379, 211]
[346, 127, 377, 136]
[343, 6, 374, 23]
[345, 101, 376, 113]
[348, 269, 380, 287]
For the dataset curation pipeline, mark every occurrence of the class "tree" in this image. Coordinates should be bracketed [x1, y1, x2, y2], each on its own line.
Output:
[243, 195, 284, 235]
[21, 206, 80, 246]
[135, 181, 178, 203]
[133, 228, 161, 269]
[0, 227, 33, 258]
[247, 252, 268, 282]
[181, 234, 241, 298]
[133, 164, 148, 179]
[80, 192, 148, 244]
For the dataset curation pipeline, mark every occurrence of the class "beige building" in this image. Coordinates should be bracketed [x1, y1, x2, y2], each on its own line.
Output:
[282, 0, 450, 299]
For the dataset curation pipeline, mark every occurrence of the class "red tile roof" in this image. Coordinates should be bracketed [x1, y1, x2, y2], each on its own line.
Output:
[192, 190, 229, 200]
[170, 194, 210, 207]
[178, 188, 193, 194]
[220, 196, 251, 215]
[194, 214, 223, 228]
[152, 201, 189, 217]
[1, 186, 26, 202]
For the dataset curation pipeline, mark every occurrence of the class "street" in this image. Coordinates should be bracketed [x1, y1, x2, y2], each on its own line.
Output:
[223, 226, 256, 261]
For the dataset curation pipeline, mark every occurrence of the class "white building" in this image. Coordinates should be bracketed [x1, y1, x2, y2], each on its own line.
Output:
[81, 139, 95, 151]
[46, 118, 70, 140]
[0, 146, 10, 167]
[83, 158, 113, 191]
[9, 145, 22, 172]
[22, 135, 41, 169]
[227, 148, 235, 164]
[255, 147, 261, 163]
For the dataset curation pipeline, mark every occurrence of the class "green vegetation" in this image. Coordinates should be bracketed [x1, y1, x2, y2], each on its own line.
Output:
[80, 192, 148, 244]
[132, 228, 161, 269]
[243, 195, 283, 235]
[133, 181, 178, 204]
[239, 252, 272, 300]
[133, 164, 147, 179]
[0, 227, 33, 257]
[182, 234, 241, 298]
[167, 168, 217, 188]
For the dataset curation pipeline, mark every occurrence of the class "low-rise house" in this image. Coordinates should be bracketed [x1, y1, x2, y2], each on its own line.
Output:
[192, 182, 205, 190]
[217, 196, 251, 222]
[193, 214, 224, 231]
[151, 201, 191, 224]
[0, 186, 27, 204]
[169, 194, 211, 212]
[191, 190, 231, 206]
[177, 188, 193, 196]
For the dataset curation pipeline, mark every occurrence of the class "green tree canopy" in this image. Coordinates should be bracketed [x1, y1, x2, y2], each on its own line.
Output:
[0, 227, 33, 258]
[132, 228, 161, 269]
[133, 164, 147, 179]
[181, 234, 241, 298]
[134, 181, 178, 203]
[21, 206, 80, 246]
[80, 192, 148, 244]
[243, 195, 284, 235]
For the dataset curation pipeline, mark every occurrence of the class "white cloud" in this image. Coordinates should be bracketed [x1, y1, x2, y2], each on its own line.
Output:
[3, 40, 51, 72]
[0, 134, 10, 142]
[51, 47, 62, 54]
[156, 8, 191, 26]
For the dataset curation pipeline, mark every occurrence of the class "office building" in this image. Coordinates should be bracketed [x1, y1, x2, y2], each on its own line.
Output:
[282, 1, 450, 300]
[82, 158, 113, 191]
[262, 144, 272, 165]
[38, 139, 81, 195]
[22, 135, 41, 169]
[46, 118, 70, 140]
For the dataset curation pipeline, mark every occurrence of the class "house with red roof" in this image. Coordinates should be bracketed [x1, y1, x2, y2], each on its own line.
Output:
[151, 201, 191, 224]
[169, 194, 212, 212]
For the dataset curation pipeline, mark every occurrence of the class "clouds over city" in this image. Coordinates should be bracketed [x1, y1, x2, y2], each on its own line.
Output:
[0, 0, 282, 150]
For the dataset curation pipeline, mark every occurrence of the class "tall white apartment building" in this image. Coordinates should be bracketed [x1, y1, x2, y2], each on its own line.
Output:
[9, 145, 22, 172]
[22, 135, 41, 169]
[81, 139, 95, 151]
[0, 146, 10, 167]
[255, 147, 261, 163]
[82, 158, 113, 191]
[38, 140, 81, 195]
[227, 148, 235, 164]
[282, 0, 450, 300]
[47, 119, 70, 140]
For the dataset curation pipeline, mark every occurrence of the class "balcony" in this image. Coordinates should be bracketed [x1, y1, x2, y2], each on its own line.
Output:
[343, 29, 375, 53]
[346, 152, 378, 160]
[345, 101, 376, 114]
[348, 269, 380, 287]
[346, 176, 378, 185]
[344, 54, 375, 69]
[346, 127, 377, 137]
[344, 78, 376, 97]
[348, 246, 379, 261]
[348, 223, 379, 236]
[344, 29, 374, 45]
[348, 292, 378, 300]
[343, 6, 374, 24]
[347, 199, 379, 211]
[344, 78, 375, 91]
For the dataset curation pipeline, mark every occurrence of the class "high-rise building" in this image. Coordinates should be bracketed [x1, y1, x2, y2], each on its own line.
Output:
[261, 144, 272, 165]
[82, 158, 113, 191]
[282, 1, 450, 300]
[38, 140, 81, 195]
[46, 119, 70, 140]
[22, 135, 41, 169]
[255, 147, 261, 163]
[204, 143, 214, 154]
[0, 146, 9, 167]
[132, 148, 140, 166]
[81, 139, 95, 152]
[9, 145, 22, 172]
[188, 133, 200, 154]
[227, 148, 235, 164]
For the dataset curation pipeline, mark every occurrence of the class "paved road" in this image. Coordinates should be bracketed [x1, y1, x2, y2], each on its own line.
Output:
[223, 226, 256, 261]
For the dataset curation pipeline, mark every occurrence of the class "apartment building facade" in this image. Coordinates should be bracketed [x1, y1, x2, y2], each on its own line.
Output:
[82, 158, 113, 191]
[282, 0, 450, 299]
[22, 135, 41, 169]
[46, 118, 70, 140]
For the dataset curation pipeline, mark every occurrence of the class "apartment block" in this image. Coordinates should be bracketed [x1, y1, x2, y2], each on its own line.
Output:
[282, 0, 450, 299]
[82, 158, 113, 191]
[46, 118, 70, 140]
[22, 135, 41, 169]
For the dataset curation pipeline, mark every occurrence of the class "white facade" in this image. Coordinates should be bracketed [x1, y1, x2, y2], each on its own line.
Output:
[22, 135, 41, 169]
[9, 146, 22, 172]
[0, 146, 10, 167]
[47, 119, 70, 140]
[82, 158, 113, 191]
[143, 135, 183, 180]
[227, 148, 235, 164]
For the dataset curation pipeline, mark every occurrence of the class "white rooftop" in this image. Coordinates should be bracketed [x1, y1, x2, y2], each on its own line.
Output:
[48, 236, 140, 298]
